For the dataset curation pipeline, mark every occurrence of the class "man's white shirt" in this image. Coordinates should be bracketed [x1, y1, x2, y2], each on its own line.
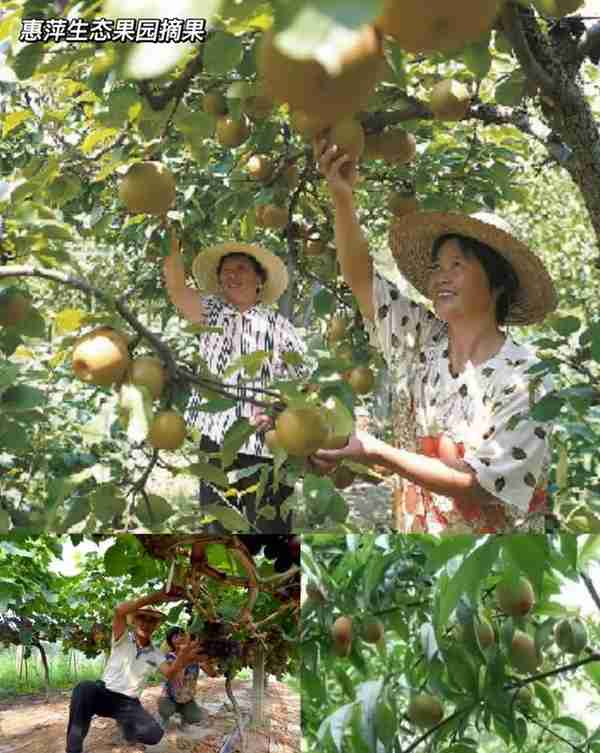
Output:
[102, 630, 165, 699]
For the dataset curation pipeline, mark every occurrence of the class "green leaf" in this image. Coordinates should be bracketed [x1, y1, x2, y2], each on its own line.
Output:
[104, 540, 131, 576]
[461, 39, 492, 79]
[185, 460, 229, 488]
[2, 110, 33, 137]
[550, 315, 581, 337]
[134, 495, 174, 527]
[0, 362, 20, 389]
[314, 288, 336, 316]
[584, 659, 600, 689]
[203, 504, 251, 532]
[318, 702, 355, 751]
[91, 486, 128, 523]
[438, 538, 501, 629]
[223, 350, 270, 379]
[579, 535, 600, 568]
[495, 70, 526, 106]
[174, 106, 215, 139]
[204, 32, 244, 74]
[426, 535, 476, 574]
[591, 322, 600, 362]
[12, 43, 45, 80]
[221, 418, 255, 468]
[1, 384, 46, 412]
[553, 716, 588, 738]
[501, 535, 549, 596]
[61, 498, 92, 530]
[531, 393, 563, 421]
[81, 128, 119, 155]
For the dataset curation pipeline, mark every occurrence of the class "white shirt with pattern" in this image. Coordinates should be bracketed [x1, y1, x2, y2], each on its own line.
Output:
[367, 273, 554, 535]
[102, 629, 165, 699]
[186, 295, 308, 457]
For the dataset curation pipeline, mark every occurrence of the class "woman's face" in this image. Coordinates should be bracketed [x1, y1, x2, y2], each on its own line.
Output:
[427, 238, 499, 324]
[171, 631, 186, 649]
[218, 255, 262, 309]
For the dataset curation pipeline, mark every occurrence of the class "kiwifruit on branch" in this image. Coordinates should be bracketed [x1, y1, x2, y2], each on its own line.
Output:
[0, 264, 283, 411]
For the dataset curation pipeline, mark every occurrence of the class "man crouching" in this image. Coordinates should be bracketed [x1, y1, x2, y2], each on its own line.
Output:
[65, 589, 208, 753]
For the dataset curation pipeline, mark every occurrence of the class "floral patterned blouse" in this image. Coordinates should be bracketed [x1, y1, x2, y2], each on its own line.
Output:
[367, 274, 553, 535]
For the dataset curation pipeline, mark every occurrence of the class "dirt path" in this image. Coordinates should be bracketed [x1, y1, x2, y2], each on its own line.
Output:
[0, 678, 300, 753]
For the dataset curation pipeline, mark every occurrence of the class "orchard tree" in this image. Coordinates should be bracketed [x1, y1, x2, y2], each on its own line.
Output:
[301, 533, 600, 753]
[0, 0, 599, 533]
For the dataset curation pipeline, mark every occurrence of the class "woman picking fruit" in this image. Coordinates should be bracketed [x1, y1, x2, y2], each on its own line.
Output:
[164, 234, 307, 533]
[312, 138, 557, 535]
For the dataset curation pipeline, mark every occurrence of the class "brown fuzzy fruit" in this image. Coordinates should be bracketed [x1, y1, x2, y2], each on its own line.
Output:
[216, 116, 250, 147]
[246, 154, 274, 181]
[376, 129, 417, 163]
[259, 26, 385, 123]
[327, 118, 365, 162]
[128, 356, 166, 400]
[148, 410, 187, 450]
[119, 162, 176, 215]
[388, 192, 419, 216]
[203, 91, 227, 116]
[376, 0, 500, 54]
[495, 576, 535, 617]
[262, 204, 288, 230]
[274, 407, 328, 456]
[72, 327, 130, 387]
[510, 630, 540, 674]
[0, 290, 31, 327]
[331, 615, 353, 644]
[429, 79, 471, 121]
[290, 110, 330, 140]
[346, 366, 375, 394]
[407, 693, 444, 728]
[362, 617, 384, 643]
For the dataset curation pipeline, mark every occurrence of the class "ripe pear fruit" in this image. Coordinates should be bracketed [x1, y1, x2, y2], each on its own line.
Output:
[376, 0, 500, 54]
[290, 110, 330, 140]
[242, 94, 273, 120]
[216, 115, 250, 147]
[274, 406, 328, 456]
[495, 576, 535, 617]
[331, 615, 353, 644]
[429, 79, 471, 121]
[148, 410, 187, 450]
[388, 192, 419, 217]
[128, 356, 166, 400]
[262, 204, 288, 230]
[327, 118, 365, 162]
[510, 630, 540, 674]
[0, 290, 31, 327]
[203, 91, 227, 116]
[282, 163, 299, 189]
[376, 129, 417, 164]
[259, 26, 385, 123]
[362, 617, 384, 644]
[457, 618, 495, 649]
[407, 693, 444, 728]
[346, 366, 375, 395]
[554, 617, 587, 654]
[246, 154, 274, 181]
[119, 162, 176, 215]
[328, 316, 348, 343]
[72, 327, 130, 387]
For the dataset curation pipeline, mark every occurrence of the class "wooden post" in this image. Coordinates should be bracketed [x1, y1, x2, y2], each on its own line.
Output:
[251, 647, 265, 728]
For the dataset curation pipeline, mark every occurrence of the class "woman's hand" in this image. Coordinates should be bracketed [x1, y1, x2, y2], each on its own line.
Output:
[313, 430, 383, 465]
[249, 408, 274, 433]
[314, 138, 358, 202]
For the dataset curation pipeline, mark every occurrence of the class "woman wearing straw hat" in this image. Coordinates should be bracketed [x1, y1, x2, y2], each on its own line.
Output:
[164, 235, 307, 533]
[312, 140, 557, 535]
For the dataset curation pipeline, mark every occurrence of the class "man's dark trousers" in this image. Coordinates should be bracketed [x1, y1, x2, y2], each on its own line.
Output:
[66, 680, 163, 752]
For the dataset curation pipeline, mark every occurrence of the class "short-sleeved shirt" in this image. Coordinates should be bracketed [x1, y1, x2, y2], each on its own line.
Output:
[162, 651, 199, 704]
[186, 296, 308, 457]
[368, 273, 553, 535]
[102, 630, 165, 699]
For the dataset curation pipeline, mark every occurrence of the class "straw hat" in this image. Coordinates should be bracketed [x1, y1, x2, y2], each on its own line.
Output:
[388, 211, 557, 325]
[127, 608, 166, 626]
[191, 242, 288, 304]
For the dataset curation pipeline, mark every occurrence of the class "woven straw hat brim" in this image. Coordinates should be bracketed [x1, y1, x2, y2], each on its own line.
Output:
[127, 608, 166, 625]
[191, 242, 288, 304]
[388, 212, 557, 325]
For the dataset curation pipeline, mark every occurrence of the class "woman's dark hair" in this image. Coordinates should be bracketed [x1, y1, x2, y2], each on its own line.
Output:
[166, 626, 184, 651]
[217, 252, 267, 284]
[431, 233, 519, 325]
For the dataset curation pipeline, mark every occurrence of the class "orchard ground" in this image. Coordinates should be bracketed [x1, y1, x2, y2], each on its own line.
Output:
[0, 676, 300, 753]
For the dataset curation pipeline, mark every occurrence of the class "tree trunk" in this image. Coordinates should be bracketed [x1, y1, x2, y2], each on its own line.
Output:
[251, 647, 266, 728]
[35, 640, 50, 698]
